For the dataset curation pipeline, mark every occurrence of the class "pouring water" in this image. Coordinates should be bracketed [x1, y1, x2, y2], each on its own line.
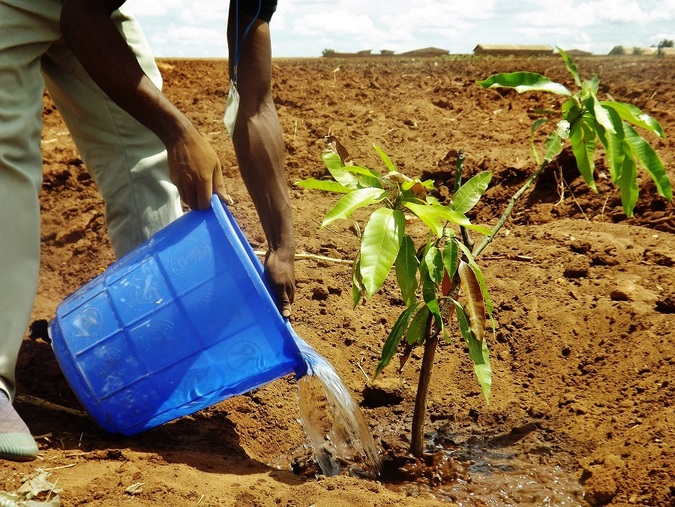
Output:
[288, 325, 381, 478]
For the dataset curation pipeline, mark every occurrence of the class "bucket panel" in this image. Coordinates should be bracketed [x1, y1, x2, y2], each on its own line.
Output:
[76, 331, 147, 398]
[107, 257, 172, 325]
[176, 274, 253, 346]
[128, 310, 201, 373]
[59, 290, 121, 352]
[155, 218, 221, 296]
[101, 378, 163, 430]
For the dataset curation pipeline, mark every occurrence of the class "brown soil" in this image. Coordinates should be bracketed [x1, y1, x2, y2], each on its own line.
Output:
[3, 56, 674, 506]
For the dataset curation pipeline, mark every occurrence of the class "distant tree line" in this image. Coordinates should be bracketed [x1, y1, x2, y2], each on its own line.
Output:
[609, 39, 673, 56]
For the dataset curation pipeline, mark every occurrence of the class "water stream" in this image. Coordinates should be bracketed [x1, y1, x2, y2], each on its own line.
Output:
[289, 327, 381, 478]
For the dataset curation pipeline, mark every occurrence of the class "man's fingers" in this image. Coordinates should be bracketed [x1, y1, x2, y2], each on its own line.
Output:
[271, 280, 293, 318]
[213, 166, 233, 205]
[278, 289, 292, 318]
[178, 184, 197, 210]
[196, 185, 212, 210]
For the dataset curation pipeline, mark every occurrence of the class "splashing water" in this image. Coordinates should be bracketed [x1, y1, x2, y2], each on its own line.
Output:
[289, 327, 381, 478]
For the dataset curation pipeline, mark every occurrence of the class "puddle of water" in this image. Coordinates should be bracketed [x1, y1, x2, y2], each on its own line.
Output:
[290, 328, 381, 478]
[388, 431, 586, 507]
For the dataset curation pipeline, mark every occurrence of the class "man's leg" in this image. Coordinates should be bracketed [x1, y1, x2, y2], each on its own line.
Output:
[41, 9, 182, 259]
[0, 0, 61, 461]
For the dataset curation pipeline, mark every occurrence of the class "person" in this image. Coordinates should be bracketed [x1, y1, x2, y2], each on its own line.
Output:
[0, 0, 294, 461]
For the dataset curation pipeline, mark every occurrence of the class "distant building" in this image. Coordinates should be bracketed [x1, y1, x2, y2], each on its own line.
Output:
[380, 49, 395, 56]
[565, 49, 593, 57]
[401, 47, 450, 57]
[473, 44, 554, 57]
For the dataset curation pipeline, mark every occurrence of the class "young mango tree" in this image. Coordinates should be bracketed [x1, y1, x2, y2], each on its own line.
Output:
[297, 139, 494, 457]
[295, 48, 671, 459]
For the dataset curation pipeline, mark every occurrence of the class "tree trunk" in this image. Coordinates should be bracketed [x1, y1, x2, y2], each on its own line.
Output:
[409, 314, 436, 457]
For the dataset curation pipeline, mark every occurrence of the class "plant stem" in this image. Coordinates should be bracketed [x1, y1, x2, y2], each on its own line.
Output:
[473, 159, 548, 258]
[453, 150, 465, 193]
[454, 151, 474, 251]
[409, 312, 436, 457]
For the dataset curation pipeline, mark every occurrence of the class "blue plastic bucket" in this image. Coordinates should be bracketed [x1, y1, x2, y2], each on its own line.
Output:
[49, 195, 307, 436]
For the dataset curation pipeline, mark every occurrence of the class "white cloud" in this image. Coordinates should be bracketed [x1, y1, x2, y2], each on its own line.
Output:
[124, 0, 185, 17]
[122, 0, 675, 57]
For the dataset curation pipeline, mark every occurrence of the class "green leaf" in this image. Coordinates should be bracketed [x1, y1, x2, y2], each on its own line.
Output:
[477, 72, 571, 96]
[623, 123, 672, 200]
[442, 240, 459, 280]
[450, 171, 492, 214]
[453, 299, 472, 342]
[543, 130, 564, 163]
[530, 117, 550, 164]
[395, 235, 419, 306]
[351, 256, 365, 308]
[373, 144, 397, 172]
[557, 47, 581, 87]
[375, 303, 420, 378]
[593, 108, 625, 182]
[406, 305, 430, 345]
[404, 202, 484, 237]
[584, 93, 616, 135]
[322, 151, 359, 188]
[569, 117, 598, 192]
[602, 101, 665, 138]
[452, 300, 492, 401]
[294, 178, 351, 194]
[422, 273, 443, 329]
[472, 336, 492, 402]
[322, 150, 344, 172]
[321, 187, 387, 227]
[342, 165, 382, 178]
[616, 140, 639, 216]
[360, 208, 406, 297]
[403, 202, 443, 237]
[424, 245, 444, 284]
[581, 74, 600, 98]
[342, 165, 385, 189]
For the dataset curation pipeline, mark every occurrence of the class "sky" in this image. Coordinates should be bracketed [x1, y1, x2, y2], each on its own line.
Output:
[124, 0, 675, 58]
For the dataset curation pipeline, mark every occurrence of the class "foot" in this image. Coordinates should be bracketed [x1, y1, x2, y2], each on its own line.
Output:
[0, 391, 38, 461]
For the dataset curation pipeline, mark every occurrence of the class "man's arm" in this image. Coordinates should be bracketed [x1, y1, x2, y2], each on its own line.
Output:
[60, 0, 227, 210]
[227, 11, 295, 317]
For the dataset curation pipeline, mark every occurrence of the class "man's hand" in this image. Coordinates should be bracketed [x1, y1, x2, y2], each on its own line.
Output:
[165, 126, 228, 210]
[265, 248, 295, 318]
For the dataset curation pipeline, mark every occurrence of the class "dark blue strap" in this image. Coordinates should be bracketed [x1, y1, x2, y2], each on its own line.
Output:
[233, 0, 262, 85]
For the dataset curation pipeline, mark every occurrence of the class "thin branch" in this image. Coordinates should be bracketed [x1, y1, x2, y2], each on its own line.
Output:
[453, 151, 474, 251]
[253, 250, 353, 264]
[16, 394, 87, 417]
[473, 159, 549, 258]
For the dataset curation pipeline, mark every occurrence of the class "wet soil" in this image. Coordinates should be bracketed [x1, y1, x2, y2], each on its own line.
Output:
[2, 55, 674, 506]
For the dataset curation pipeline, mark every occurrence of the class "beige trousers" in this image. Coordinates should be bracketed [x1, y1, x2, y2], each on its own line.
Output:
[0, 0, 182, 399]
